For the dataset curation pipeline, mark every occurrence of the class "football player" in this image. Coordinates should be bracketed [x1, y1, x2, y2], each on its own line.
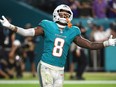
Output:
[0, 4, 116, 87]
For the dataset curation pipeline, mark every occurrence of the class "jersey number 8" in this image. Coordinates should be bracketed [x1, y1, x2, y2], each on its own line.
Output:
[52, 38, 65, 57]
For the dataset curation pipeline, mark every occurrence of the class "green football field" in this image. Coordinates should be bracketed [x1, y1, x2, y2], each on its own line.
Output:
[0, 72, 116, 87]
[0, 84, 116, 87]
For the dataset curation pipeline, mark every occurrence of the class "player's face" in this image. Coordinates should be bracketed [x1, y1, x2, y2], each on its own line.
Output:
[58, 11, 71, 18]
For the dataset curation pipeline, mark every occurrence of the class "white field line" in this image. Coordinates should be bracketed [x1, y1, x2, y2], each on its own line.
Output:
[0, 80, 116, 84]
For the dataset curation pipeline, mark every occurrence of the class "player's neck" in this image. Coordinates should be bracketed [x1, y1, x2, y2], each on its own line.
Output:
[56, 22, 67, 29]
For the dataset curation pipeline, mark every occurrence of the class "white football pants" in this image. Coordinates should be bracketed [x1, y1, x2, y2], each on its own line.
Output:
[37, 62, 64, 87]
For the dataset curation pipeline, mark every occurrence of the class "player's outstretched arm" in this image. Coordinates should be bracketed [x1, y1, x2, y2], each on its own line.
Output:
[0, 16, 44, 36]
[73, 35, 116, 50]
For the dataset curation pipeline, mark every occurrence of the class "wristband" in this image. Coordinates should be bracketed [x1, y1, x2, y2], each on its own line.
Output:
[103, 41, 109, 47]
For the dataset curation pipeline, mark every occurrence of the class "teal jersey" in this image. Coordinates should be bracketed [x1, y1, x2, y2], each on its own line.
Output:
[39, 20, 81, 67]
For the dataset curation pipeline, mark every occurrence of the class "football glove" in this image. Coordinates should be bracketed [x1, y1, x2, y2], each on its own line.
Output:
[0, 16, 15, 30]
[103, 35, 116, 47]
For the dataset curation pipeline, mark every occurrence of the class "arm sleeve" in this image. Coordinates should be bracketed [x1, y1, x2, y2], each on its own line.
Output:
[17, 27, 35, 36]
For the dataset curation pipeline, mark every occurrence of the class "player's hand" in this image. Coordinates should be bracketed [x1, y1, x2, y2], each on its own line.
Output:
[0, 16, 11, 28]
[103, 35, 116, 47]
[0, 16, 15, 30]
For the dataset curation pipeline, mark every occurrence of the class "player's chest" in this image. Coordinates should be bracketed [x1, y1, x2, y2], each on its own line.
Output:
[45, 29, 74, 44]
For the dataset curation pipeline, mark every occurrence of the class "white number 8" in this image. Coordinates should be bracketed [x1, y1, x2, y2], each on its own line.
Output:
[52, 38, 65, 57]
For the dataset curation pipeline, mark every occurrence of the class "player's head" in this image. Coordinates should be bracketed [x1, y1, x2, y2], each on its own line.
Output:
[53, 4, 73, 24]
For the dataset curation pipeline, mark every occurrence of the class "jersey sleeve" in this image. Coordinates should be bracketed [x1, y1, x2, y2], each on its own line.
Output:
[38, 20, 47, 28]
[73, 26, 81, 36]
[38, 20, 48, 30]
[38, 20, 50, 36]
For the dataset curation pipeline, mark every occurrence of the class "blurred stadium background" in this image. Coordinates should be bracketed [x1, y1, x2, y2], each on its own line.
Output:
[0, 0, 116, 87]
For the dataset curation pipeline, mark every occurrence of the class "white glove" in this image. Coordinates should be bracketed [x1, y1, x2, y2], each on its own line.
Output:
[103, 35, 116, 47]
[0, 16, 15, 30]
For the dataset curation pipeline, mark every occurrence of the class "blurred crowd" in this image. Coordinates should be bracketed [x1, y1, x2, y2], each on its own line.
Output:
[68, 21, 116, 80]
[19, 0, 116, 18]
[0, 20, 36, 79]
[0, 0, 116, 80]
